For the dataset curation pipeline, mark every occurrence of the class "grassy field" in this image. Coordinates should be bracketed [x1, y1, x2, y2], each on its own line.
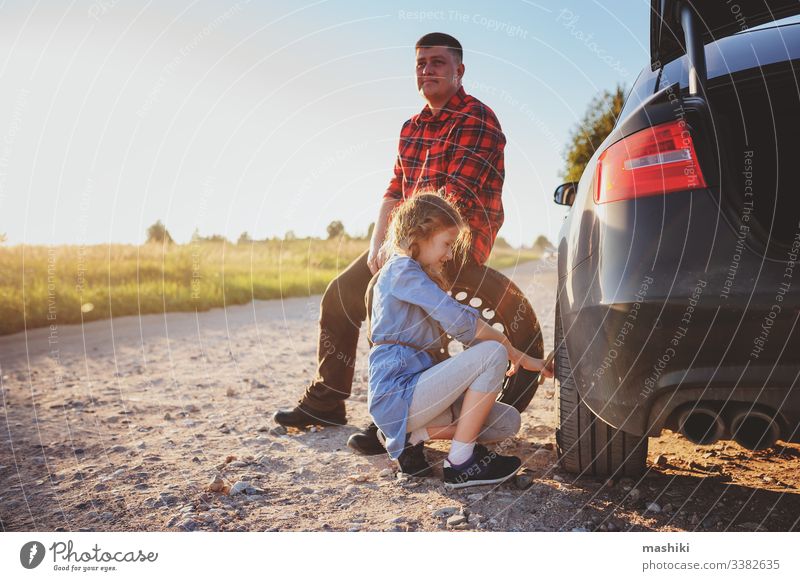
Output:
[0, 239, 541, 336]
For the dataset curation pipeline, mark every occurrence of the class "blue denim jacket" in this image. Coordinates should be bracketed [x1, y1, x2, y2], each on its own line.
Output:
[367, 253, 480, 460]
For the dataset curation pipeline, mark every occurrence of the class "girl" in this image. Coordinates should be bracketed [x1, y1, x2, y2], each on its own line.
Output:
[367, 192, 553, 489]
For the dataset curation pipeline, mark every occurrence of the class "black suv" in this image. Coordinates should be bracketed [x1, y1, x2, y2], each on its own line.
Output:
[553, 0, 800, 477]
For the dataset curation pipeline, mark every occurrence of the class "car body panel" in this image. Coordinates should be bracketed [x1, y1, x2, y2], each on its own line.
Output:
[557, 17, 800, 442]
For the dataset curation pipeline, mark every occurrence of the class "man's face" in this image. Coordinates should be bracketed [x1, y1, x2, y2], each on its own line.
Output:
[415, 46, 464, 104]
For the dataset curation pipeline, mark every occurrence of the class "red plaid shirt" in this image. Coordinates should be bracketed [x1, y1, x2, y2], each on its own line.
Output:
[383, 87, 506, 266]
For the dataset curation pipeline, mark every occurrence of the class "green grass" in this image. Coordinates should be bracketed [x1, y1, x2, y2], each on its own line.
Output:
[0, 239, 540, 336]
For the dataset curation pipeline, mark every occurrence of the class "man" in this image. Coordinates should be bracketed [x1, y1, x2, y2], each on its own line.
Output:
[273, 32, 506, 455]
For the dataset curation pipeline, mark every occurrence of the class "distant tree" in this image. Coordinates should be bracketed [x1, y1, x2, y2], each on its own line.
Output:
[146, 220, 174, 245]
[206, 234, 230, 243]
[284, 230, 297, 241]
[237, 231, 252, 245]
[494, 236, 511, 248]
[326, 220, 345, 239]
[562, 84, 626, 182]
[533, 235, 554, 252]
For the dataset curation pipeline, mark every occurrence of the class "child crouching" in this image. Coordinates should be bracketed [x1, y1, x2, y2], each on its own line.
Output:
[366, 192, 552, 489]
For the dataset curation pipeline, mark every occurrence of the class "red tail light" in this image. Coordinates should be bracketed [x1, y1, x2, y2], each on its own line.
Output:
[595, 119, 706, 204]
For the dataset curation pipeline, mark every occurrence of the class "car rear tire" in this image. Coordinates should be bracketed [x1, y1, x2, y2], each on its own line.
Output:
[554, 304, 648, 478]
[448, 265, 544, 413]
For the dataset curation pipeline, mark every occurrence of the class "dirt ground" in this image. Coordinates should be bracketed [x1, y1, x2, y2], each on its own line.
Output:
[1, 258, 799, 532]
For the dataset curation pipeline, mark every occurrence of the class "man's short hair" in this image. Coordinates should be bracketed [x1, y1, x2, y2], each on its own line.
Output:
[415, 32, 463, 63]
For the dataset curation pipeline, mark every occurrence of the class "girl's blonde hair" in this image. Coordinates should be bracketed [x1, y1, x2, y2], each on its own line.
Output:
[383, 190, 471, 290]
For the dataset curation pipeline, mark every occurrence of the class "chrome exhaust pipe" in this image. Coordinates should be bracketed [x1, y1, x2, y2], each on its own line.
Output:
[678, 407, 725, 445]
[731, 410, 780, 450]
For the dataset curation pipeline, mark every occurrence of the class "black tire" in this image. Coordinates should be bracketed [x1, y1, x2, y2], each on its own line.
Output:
[448, 265, 544, 413]
[554, 303, 648, 478]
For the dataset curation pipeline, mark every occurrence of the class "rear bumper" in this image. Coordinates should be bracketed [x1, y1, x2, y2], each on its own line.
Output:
[559, 190, 800, 438]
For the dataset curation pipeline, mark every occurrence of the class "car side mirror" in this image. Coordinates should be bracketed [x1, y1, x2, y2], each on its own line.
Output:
[553, 182, 578, 206]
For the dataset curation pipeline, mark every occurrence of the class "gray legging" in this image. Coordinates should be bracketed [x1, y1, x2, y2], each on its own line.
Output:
[406, 340, 521, 443]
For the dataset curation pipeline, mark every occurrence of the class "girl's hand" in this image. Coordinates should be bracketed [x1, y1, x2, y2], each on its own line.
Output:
[506, 349, 554, 378]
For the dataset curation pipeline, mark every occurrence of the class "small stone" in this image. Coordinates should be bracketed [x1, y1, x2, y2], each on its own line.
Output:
[269, 426, 287, 437]
[93, 483, 108, 492]
[379, 468, 394, 478]
[109, 445, 127, 453]
[177, 518, 199, 531]
[571, 527, 589, 532]
[229, 461, 248, 468]
[515, 474, 533, 490]
[159, 493, 180, 506]
[184, 404, 200, 413]
[309, 426, 318, 433]
[662, 503, 673, 513]
[207, 475, 226, 493]
[229, 482, 247, 496]
[432, 506, 459, 518]
[645, 502, 661, 513]
[629, 488, 641, 501]
[163, 413, 172, 420]
[446, 514, 467, 527]
[466, 493, 483, 502]
[553, 474, 564, 482]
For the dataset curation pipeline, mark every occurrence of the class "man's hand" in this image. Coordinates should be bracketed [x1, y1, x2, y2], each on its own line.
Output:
[367, 239, 389, 275]
[368, 198, 400, 274]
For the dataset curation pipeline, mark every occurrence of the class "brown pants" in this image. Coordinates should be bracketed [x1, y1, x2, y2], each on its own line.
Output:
[300, 248, 479, 416]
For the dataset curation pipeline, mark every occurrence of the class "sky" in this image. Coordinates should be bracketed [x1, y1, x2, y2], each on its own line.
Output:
[0, 0, 651, 248]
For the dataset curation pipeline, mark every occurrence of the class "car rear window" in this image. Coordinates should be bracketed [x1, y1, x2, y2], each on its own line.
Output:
[658, 20, 800, 90]
[617, 68, 659, 122]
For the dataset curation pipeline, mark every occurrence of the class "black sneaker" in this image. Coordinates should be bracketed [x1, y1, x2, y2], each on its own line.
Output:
[272, 402, 346, 428]
[443, 444, 521, 489]
[397, 438, 433, 477]
[347, 422, 386, 456]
